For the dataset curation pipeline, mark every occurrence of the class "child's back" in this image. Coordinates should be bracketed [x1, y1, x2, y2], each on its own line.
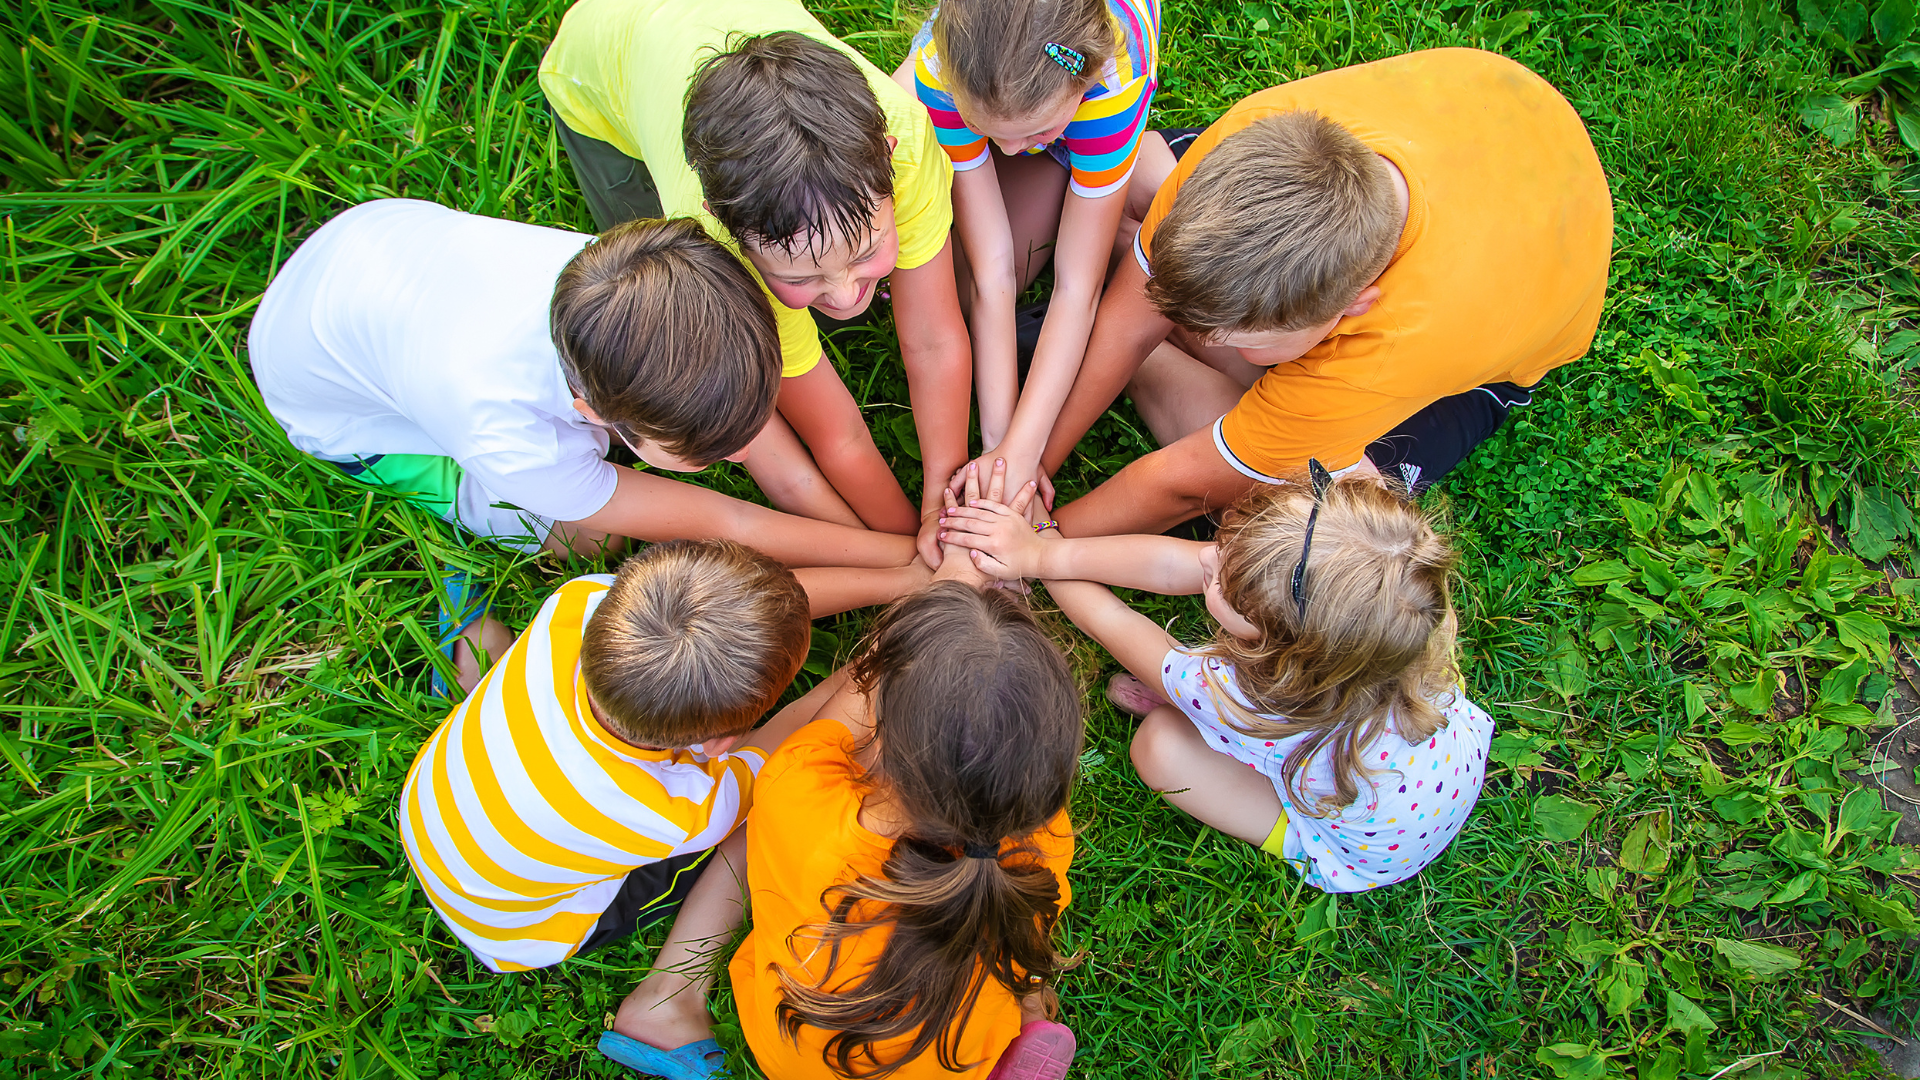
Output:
[400, 540, 810, 972]
[730, 581, 1084, 1079]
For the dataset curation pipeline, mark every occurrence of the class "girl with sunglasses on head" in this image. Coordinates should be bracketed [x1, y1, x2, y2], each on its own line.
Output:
[939, 460, 1492, 891]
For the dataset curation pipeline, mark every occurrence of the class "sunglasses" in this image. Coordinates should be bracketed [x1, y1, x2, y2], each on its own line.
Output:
[1289, 458, 1335, 620]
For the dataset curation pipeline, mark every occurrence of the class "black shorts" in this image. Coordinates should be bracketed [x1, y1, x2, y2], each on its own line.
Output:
[1363, 381, 1534, 493]
[573, 846, 715, 957]
[1154, 127, 1208, 161]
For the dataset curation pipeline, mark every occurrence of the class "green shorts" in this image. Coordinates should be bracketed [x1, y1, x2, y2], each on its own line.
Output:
[333, 454, 553, 553]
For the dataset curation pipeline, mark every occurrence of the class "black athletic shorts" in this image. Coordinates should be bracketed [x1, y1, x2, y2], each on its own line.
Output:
[1363, 381, 1534, 492]
[573, 846, 715, 957]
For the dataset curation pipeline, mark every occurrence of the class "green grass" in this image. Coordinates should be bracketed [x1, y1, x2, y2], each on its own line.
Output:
[3, 0, 1919, 1077]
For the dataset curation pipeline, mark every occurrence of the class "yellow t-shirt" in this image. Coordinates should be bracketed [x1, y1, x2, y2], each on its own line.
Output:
[540, 0, 955, 377]
[1136, 48, 1613, 480]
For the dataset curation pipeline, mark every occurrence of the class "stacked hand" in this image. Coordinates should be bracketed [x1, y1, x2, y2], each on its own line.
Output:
[937, 458, 1051, 582]
[945, 450, 1054, 519]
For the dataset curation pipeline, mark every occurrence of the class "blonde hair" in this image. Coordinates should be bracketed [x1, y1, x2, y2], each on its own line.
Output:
[930, 0, 1114, 122]
[1146, 110, 1400, 335]
[580, 540, 810, 747]
[1194, 477, 1459, 816]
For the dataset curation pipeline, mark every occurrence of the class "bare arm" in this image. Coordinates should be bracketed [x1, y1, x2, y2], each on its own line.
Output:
[1039, 252, 1176, 476]
[1043, 574, 1179, 693]
[777, 361, 921, 536]
[949, 160, 1021, 446]
[1051, 423, 1259, 538]
[940, 491, 1207, 593]
[889, 240, 975, 564]
[743, 667, 851, 754]
[571, 466, 917, 569]
[972, 186, 1130, 496]
[794, 561, 933, 618]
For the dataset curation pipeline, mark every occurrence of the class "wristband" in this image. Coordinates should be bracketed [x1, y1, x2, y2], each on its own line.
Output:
[1032, 520, 1061, 534]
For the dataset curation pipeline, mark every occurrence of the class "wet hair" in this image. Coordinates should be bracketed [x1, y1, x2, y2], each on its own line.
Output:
[683, 31, 894, 256]
[1195, 477, 1459, 816]
[929, 0, 1114, 122]
[776, 582, 1084, 1079]
[550, 217, 780, 466]
[1147, 110, 1400, 335]
[580, 540, 810, 747]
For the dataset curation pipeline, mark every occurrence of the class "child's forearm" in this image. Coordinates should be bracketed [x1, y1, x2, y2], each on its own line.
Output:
[1041, 575, 1178, 687]
[794, 563, 932, 618]
[1035, 534, 1209, 594]
[997, 190, 1126, 471]
[576, 468, 915, 568]
[745, 667, 850, 754]
[952, 169, 1021, 447]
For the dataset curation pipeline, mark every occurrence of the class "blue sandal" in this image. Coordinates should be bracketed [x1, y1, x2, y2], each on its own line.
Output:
[597, 1032, 728, 1079]
[431, 567, 490, 698]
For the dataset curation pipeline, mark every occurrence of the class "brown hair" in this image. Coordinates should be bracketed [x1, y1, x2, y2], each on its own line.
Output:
[776, 582, 1083, 1079]
[684, 32, 894, 256]
[1195, 477, 1458, 816]
[580, 540, 810, 747]
[550, 217, 780, 466]
[930, 0, 1114, 122]
[1146, 110, 1400, 335]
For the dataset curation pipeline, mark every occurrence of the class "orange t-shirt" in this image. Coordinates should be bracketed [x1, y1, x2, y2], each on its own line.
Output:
[729, 718, 1074, 1080]
[1134, 48, 1613, 480]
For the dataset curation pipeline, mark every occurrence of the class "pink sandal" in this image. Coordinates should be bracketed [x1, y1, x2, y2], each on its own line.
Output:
[985, 1020, 1076, 1080]
[1106, 673, 1167, 718]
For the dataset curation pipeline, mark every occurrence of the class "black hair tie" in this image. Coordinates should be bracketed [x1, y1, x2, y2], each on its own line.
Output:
[963, 841, 1000, 859]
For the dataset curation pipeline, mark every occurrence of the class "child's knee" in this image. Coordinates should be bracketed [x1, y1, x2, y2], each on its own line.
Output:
[1129, 705, 1192, 788]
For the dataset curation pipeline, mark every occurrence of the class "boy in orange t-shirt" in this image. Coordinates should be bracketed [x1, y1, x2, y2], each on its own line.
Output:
[1040, 48, 1613, 535]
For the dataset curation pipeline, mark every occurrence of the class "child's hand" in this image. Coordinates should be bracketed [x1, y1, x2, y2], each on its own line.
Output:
[940, 459, 1046, 580]
[932, 483, 991, 588]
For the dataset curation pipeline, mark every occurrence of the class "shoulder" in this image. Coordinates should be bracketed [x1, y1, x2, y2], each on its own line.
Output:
[760, 717, 864, 792]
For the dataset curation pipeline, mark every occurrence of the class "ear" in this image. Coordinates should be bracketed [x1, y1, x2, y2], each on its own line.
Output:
[1343, 285, 1383, 319]
[885, 134, 898, 153]
[572, 397, 606, 426]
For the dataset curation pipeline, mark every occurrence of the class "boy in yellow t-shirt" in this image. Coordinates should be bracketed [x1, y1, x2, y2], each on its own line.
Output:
[541, 1, 969, 565]
[1035, 48, 1613, 536]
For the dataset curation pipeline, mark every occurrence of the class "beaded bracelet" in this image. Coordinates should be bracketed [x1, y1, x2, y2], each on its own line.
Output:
[1032, 520, 1061, 534]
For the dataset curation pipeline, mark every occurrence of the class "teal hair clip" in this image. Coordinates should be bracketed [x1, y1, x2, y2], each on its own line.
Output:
[1043, 41, 1085, 75]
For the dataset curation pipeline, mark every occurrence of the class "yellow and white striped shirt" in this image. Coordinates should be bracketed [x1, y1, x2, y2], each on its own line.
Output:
[399, 575, 764, 972]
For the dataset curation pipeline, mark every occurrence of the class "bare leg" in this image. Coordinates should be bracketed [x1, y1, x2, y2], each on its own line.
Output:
[994, 148, 1071, 288]
[1112, 132, 1180, 273]
[1124, 339, 1250, 447]
[1130, 706, 1282, 845]
[451, 615, 516, 694]
[612, 827, 751, 1049]
[740, 410, 864, 527]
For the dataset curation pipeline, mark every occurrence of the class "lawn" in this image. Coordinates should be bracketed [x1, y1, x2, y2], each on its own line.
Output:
[3, 0, 1920, 1077]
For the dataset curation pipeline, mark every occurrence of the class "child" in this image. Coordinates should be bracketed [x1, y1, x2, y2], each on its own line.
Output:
[896, 0, 1167, 502]
[541, 5, 973, 562]
[398, 539, 819, 978]
[599, 556, 1085, 1080]
[249, 200, 916, 690]
[1032, 48, 1613, 536]
[941, 461, 1492, 891]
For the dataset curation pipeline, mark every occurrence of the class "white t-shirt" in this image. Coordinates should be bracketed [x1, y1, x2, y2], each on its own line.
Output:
[1160, 647, 1493, 892]
[249, 199, 618, 524]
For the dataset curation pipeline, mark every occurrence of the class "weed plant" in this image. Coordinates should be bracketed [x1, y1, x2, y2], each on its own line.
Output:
[1, 1, 1918, 1077]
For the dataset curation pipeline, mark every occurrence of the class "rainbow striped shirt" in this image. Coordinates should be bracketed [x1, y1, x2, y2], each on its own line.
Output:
[912, 0, 1160, 199]
[398, 575, 763, 972]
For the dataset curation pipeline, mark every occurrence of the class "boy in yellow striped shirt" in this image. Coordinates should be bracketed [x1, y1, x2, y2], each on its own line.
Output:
[398, 539, 823, 977]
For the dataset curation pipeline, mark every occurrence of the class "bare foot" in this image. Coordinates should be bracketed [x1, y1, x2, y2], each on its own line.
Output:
[1107, 672, 1167, 718]
[611, 972, 718, 1052]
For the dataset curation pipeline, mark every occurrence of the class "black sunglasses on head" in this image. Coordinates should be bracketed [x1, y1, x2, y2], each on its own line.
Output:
[1290, 458, 1335, 620]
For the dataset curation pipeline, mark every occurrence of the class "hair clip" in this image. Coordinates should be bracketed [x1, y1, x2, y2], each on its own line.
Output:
[1043, 42, 1085, 76]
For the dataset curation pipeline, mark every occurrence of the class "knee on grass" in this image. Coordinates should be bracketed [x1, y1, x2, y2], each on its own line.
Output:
[1128, 705, 1198, 792]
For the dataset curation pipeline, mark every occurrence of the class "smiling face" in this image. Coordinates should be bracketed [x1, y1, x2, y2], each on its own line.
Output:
[1198, 542, 1261, 641]
[738, 198, 900, 321]
[962, 91, 1082, 156]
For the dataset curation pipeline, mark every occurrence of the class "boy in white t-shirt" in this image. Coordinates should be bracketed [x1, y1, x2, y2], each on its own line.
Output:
[249, 200, 922, 691]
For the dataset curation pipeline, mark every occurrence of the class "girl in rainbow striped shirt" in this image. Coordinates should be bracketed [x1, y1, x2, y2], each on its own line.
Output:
[894, 0, 1167, 503]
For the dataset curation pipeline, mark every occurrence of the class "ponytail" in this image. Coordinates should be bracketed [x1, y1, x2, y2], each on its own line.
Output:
[775, 582, 1083, 1078]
